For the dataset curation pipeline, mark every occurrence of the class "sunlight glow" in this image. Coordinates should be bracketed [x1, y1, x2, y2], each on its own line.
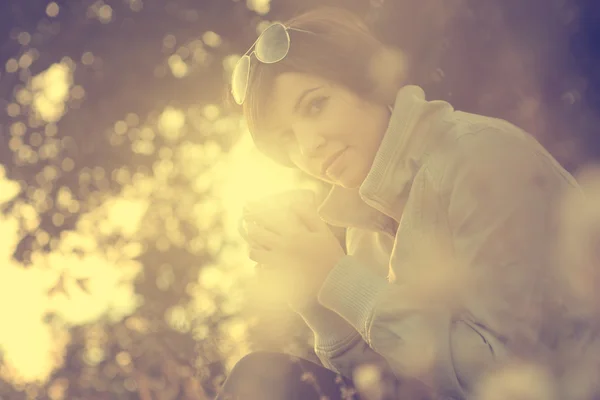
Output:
[29, 62, 73, 123]
[213, 132, 319, 241]
[0, 169, 146, 383]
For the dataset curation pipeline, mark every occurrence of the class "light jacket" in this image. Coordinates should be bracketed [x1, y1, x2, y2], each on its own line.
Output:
[294, 85, 588, 399]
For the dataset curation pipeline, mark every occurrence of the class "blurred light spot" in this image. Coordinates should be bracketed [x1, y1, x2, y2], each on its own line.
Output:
[166, 305, 190, 333]
[157, 107, 185, 141]
[128, 0, 143, 12]
[222, 56, 239, 82]
[367, 47, 408, 102]
[125, 317, 148, 333]
[222, 318, 246, 342]
[39, 139, 60, 160]
[246, 0, 271, 15]
[168, 54, 189, 78]
[123, 378, 137, 391]
[56, 187, 73, 210]
[202, 31, 222, 48]
[19, 53, 33, 69]
[47, 377, 68, 400]
[9, 122, 25, 137]
[98, 5, 113, 23]
[7, 103, 20, 117]
[18, 204, 40, 232]
[92, 166, 106, 181]
[71, 85, 85, 100]
[0, 178, 21, 205]
[46, 2, 60, 17]
[473, 361, 557, 400]
[353, 364, 384, 400]
[17, 32, 31, 46]
[36, 231, 50, 246]
[6, 58, 18, 73]
[192, 325, 209, 340]
[60, 158, 75, 173]
[190, 292, 216, 318]
[115, 351, 131, 367]
[81, 52, 94, 66]
[156, 265, 174, 291]
[203, 104, 220, 121]
[29, 62, 72, 123]
[45, 124, 58, 137]
[114, 120, 128, 135]
[83, 347, 105, 366]
[199, 265, 224, 290]
[183, 10, 199, 22]
[125, 113, 139, 127]
[132, 140, 155, 155]
[176, 46, 190, 59]
[16, 88, 32, 105]
[52, 213, 65, 227]
[29, 132, 43, 147]
[163, 34, 177, 49]
[256, 20, 273, 35]
[193, 47, 208, 64]
[106, 197, 149, 238]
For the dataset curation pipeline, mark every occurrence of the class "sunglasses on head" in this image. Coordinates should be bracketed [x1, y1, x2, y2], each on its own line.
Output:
[231, 22, 315, 106]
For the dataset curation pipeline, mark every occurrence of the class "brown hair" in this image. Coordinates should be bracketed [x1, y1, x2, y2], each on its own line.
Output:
[235, 6, 406, 165]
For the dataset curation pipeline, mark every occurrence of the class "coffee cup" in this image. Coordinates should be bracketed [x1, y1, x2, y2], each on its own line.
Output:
[239, 189, 316, 240]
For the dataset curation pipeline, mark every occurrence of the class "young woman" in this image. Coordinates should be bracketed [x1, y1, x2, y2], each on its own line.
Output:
[217, 5, 589, 400]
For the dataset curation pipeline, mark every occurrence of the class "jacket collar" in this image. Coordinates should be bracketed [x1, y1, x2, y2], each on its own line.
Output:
[317, 85, 454, 234]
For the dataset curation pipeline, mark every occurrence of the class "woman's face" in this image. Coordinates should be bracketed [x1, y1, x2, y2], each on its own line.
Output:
[259, 72, 391, 189]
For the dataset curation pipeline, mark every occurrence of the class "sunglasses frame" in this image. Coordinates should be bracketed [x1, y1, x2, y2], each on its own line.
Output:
[232, 22, 314, 105]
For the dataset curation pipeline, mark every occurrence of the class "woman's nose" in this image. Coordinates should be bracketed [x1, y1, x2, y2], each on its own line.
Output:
[293, 127, 326, 157]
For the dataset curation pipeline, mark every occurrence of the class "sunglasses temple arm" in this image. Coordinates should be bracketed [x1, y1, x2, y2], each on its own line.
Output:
[287, 27, 317, 35]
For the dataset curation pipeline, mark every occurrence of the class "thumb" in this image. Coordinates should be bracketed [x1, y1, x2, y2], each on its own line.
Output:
[291, 202, 325, 232]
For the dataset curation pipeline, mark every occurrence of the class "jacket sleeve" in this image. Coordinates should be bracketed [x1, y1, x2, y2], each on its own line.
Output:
[315, 130, 566, 399]
[293, 228, 396, 379]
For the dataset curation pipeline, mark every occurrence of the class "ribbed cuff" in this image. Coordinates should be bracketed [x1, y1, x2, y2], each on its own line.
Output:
[295, 301, 361, 352]
[317, 255, 388, 338]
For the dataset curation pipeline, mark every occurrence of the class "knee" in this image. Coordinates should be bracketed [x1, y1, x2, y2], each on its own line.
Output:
[216, 351, 298, 399]
[229, 351, 295, 377]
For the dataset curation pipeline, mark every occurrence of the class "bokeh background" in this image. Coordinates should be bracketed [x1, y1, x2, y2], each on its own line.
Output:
[0, 0, 599, 399]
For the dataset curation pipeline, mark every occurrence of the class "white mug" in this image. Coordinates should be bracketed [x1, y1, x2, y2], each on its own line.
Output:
[238, 189, 317, 241]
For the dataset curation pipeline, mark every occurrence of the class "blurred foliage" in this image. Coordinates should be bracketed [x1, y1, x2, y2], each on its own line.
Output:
[0, 0, 598, 399]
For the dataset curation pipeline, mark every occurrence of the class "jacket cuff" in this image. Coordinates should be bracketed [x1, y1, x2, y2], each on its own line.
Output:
[317, 255, 388, 338]
[294, 300, 360, 352]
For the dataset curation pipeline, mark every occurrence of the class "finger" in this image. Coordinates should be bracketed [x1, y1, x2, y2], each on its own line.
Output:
[248, 247, 276, 265]
[238, 217, 250, 241]
[254, 262, 276, 272]
[290, 202, 325, 232]
[242, 211, 286, 236]
[246, 223, 281, 250]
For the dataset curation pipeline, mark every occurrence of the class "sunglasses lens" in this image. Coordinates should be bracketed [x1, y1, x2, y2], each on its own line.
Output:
[255, 23, 290, 63]
[231, 55, 251, 105]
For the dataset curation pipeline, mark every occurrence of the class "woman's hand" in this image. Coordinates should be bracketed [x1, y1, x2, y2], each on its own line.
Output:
[241, 198, 346, 309]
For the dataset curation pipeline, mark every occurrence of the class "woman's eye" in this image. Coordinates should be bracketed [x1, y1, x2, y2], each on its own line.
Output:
[305, 96, 328, 117]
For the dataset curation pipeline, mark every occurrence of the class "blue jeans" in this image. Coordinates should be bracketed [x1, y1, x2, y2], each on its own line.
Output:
[214, 351, 360, 400]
